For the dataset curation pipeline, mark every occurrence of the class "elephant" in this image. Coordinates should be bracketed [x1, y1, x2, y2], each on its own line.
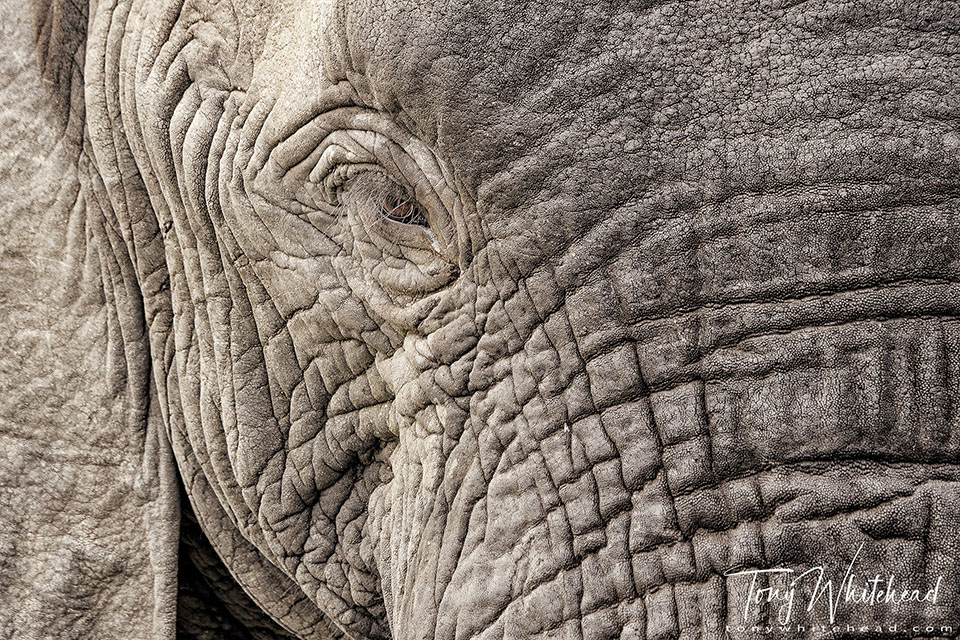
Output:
[2, 0, 960, 638]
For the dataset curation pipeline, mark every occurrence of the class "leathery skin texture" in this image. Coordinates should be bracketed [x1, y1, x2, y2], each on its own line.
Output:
[2, 0, 960, 638]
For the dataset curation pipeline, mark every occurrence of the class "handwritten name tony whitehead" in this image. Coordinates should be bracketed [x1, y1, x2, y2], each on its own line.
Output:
[724, 543, 944, 625]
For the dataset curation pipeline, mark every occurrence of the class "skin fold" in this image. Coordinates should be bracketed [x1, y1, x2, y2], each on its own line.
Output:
[2, 0, 960, 638]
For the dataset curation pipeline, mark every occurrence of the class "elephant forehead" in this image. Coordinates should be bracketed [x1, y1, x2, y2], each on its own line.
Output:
[212, 0, 960, 264]
[303, 0, 960, 238]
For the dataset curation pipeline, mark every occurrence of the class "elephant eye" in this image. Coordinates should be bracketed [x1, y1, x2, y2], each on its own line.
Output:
[379, 196, 428, 227]
[307, 147, 459, 295]
[329, 167, 452, 267]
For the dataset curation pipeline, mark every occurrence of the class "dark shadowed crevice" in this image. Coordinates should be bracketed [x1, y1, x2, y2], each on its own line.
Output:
[178, 500, 306, 640]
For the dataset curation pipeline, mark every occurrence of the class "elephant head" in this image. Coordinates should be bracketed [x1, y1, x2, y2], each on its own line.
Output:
[3, 0, 960, 638]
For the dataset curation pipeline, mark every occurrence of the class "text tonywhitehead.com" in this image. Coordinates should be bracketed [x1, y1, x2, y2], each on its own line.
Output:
[725, 625, 955, 635]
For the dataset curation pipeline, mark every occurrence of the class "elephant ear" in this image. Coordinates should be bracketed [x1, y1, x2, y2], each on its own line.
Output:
[0, 3, 181, 638]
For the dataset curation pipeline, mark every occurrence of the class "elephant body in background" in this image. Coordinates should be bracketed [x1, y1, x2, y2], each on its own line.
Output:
[2, 0, 960, 638]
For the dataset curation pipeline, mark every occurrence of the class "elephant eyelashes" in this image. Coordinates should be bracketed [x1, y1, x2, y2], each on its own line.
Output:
[333, 170, 429, 228]
[379, 196, 428, 227]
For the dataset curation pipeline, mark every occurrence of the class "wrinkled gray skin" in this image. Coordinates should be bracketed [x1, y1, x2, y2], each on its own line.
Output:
[2, 0, 960, 638]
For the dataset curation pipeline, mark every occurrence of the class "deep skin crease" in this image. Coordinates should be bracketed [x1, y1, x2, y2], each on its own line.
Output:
[3, 0, 960, 638]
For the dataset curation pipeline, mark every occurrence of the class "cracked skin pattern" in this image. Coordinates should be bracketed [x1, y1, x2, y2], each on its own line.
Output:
[2, 0, 960, 638]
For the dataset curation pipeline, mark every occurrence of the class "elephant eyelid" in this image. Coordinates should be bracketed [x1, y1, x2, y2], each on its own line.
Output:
[322, 163, 375, 206]
[336, 169, 432, 230]
[323, 166, 428, 230]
